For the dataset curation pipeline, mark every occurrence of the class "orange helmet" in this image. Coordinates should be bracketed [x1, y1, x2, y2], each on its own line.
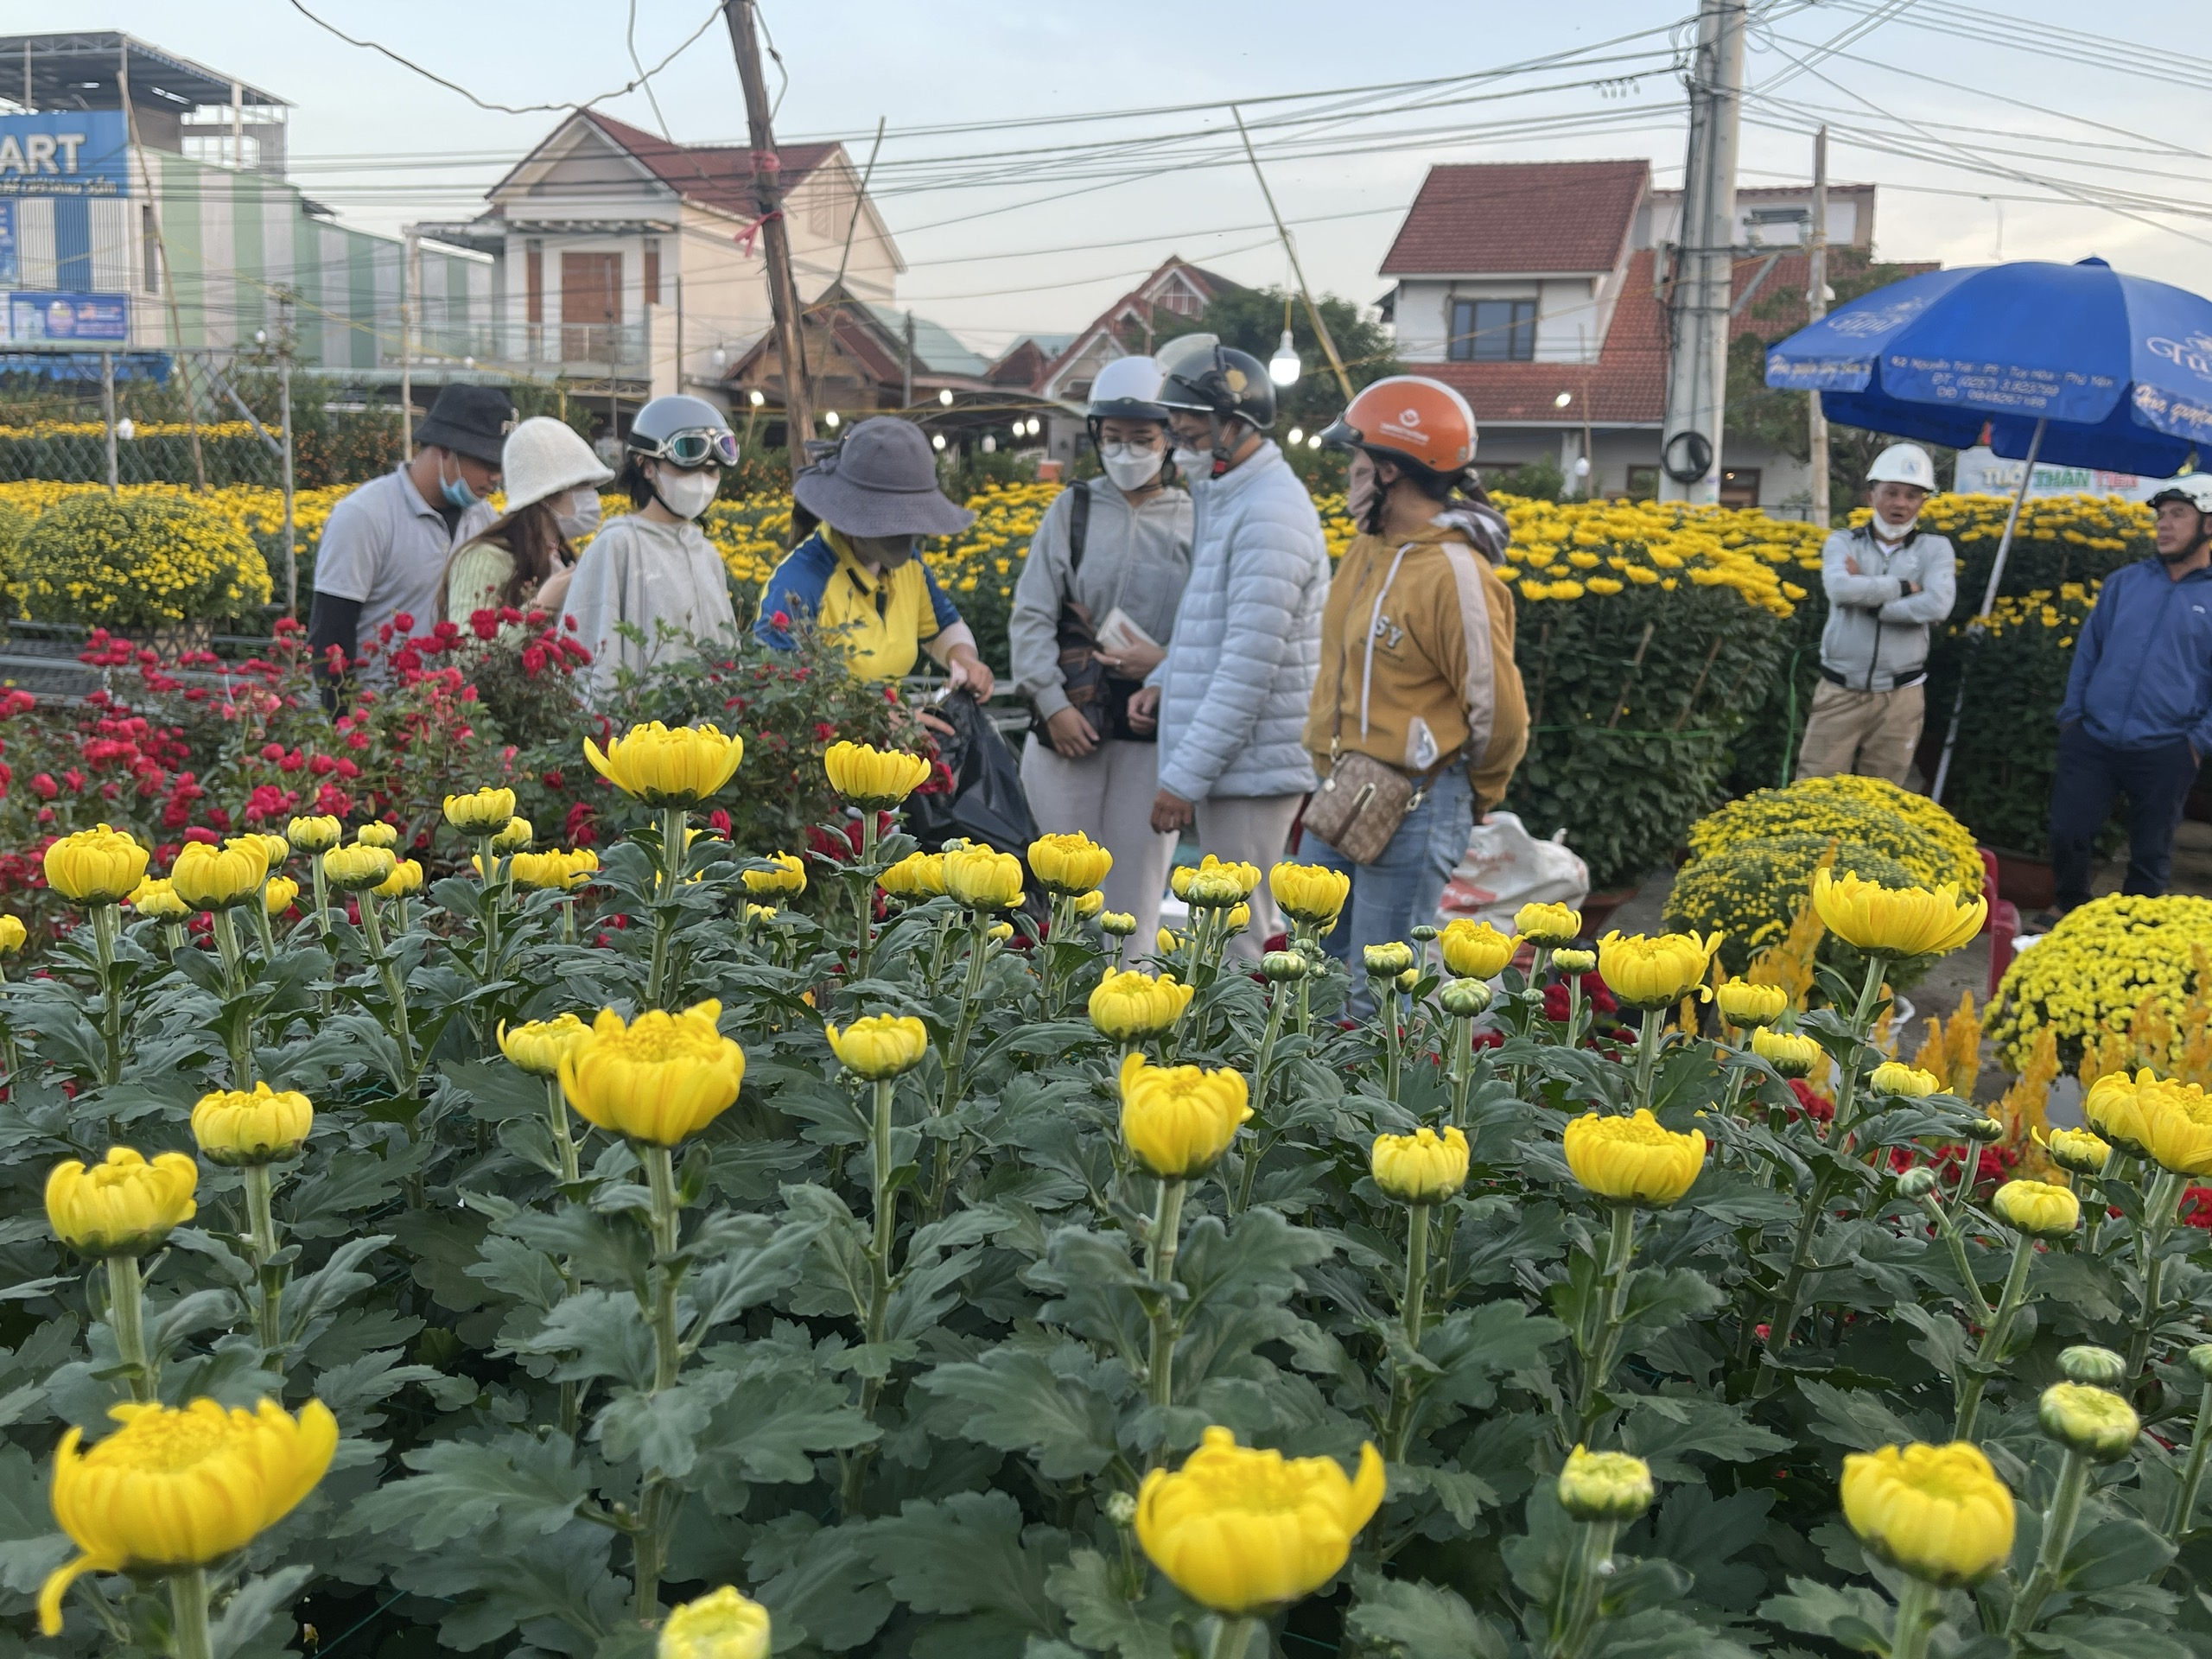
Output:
[1320, 376, 1478, 479]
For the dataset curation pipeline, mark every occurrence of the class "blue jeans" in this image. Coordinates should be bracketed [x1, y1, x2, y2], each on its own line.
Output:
[1307, 768, 1474, 1018]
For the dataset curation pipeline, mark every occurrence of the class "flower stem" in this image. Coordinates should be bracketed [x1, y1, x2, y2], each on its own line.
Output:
[474, 832, 502, 976]
[1954, 1229, 2035, 1441]
[1548, 1517, 1619, 1659]
[354, 894, 416, 1093]
[1574, 1204, 1638, 1445]
[1890, 1574, 1940, 1659]
[926, 912, 995, 1217]
[2168, 1370, 2212, 1540]
[1916, 1193, 1994, 1325]
[105, 1252, 154, 1403]
[308, 852, 331, 942]
[210, 908, 256, 1088]
[842, 1077, 902, 1518]
[1205, 1615, 1259, 1659]
[1376, 976, 1403, 1102]
[545, 1077, 581, 1185]
[1385, 1202, 1432, 1463]
[1448, 1013, 1477, 1129]
[242, 1163, 284, 1358]
[1144, 1176, 1188, 1457]
[632, 1141, 685, 1618]
[646, 807, 688, 1009]
[2126, 1167, 2186, 1379]
[853, 810, 881, 982]
[168, 1567, 214, 1659]
[2005, 1450, 2090, 1639]
[251, 885, 278, 960]
[1629, 1007, 1663, 1109]
[91, 901, 122, 1085]
[1232, 983, 1292, 1216]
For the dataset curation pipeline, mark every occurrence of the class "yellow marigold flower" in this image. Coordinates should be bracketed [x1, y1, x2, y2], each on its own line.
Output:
[1556, 1445, 1655, 1522]
[1135, 1426, 1383, 1615]
[823, 740, 930, 809]
[1715, 978, 1788, 1027]
[38, 1396, 340, 1636]
[1091, 969, 1196, 1040]
[191, 1083, 313, 1166]
[879, 851, 946, 899]
[321, 843, 396, 893]
[128, 879, 188, 922]
[499, 1014, 592, 1079]
[660, 1586, 772, 1659]
[2039, 1382, 2139, 1462]
[1029, 831, 1113, 896]
[1185, 854, 1262, 908]
[262, 877, 299, 916]
[355, 822, 400, 849]
[1840, 1441, 2014, 1586]
[1596, 930, 1720, 1010]
[285, 814, 341, 854]
[1370, 1125, 1470, 1204]
[1811, 868, 1985, 958]
[944, 844, 1025, 910]
[1870, 1062, 1940, 1097]
[1439, 918, 1517, 979]
[1363, 941, 1415, 976]
[491, 817, 533, 855]
[1562, 1109, 1707, 1206]
[43, 823, 149, 906]
[826, 1014, 931, 1080]
[443, 786, 518, 835]
[559, 1001, 747, 1147]
[1993, 1179, 2080, 1238]
[0, 912, 22, 952]
[1120, 1051, 1251, 1179]
[2139, 1077, 2212, 1178]
[1751, 1027, 1821, 1079]
[46, 1147, 198, 1256]
[374, 858, 424, 900]
[742, 851, 807, 896]
[1269, 861, 1351, 927]
[587, 722, 746, 807]
[2040, 1126, 2111, 1175]
[1516, 901, 1581, 947]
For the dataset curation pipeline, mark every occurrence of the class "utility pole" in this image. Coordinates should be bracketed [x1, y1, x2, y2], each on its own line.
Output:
[400, 226, 418, 459]
[119, 43, 207, 493]
[277, 290, 297, 617]
[722, 1, 814, 457]
[1806, 124, 1831, 527]
[1658, 0, 1746, 505]
[101, 351, 118, 493]
[1232, 106, 1353, 402]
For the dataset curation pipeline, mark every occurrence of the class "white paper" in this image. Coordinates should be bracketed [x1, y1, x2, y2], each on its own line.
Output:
[1095, 607, 1160, 655]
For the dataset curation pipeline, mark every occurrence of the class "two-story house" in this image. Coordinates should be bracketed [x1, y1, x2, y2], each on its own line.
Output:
[1376, 160, 1910, 510]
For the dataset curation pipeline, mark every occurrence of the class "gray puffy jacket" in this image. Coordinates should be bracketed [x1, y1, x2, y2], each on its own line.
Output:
[1154, 442, 1330, 800]
[1817, 522, 1957, 692]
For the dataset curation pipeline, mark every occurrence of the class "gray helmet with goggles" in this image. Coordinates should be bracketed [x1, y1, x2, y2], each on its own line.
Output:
[627, 394, 740, 468]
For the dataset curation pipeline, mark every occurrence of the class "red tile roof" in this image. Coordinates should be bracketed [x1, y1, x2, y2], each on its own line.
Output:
[1380, 161, 1649, 276]
[581, 111, 836, 218]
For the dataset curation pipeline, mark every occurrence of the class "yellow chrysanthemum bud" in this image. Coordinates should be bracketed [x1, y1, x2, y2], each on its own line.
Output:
[1751, 1027, 1822, 1079]
[944, 844, 1025, 911]
[1715, 978, 1788, 1027]
[443, 786, 518, 836]
[878, 851, 946, 899]
[2038, 1382, 2139, 1463]
[1268, 862, 1350, 927]
[37, 1397, 339, 1637]
[1870, 1062, 1940, 1097]
[1596, 929, 1721, 1010]
[1553, 947, 1597, 975]
[1157, 927, 1184, 956]
[263, 877, 300, 917]
[1556, 1445, 1655, 1522]
[659, 1585, 772, 1659]
[1363, 941, 1415, 976]
[321, 843, 395, 893]
[499, 1014, 592, 1079]
[42, 823, 149, 907]
[46, 1148, 198, 1256]
[742, 852, 807, 897]
[2040, 1126, 2111, 1175]
[1840, 1441, 2014, 1586]
[128, 879, 188, 923]
[285, 815, 341, 854]
[374, 858, 424, 900]
[1185, 854, 1261, 909]
[1090, 968, 1195, 1039]
[1099, 909, 1137, 936]
[823, 740, 930, 810]
[1562, 1109, 1707, 1206]
[559, 1001, 747, 1147]
[1262, 950, 1307, 982]
[1812, 868, 1986, 959]
[191, 1083, 314, 1166]
[354, 823, 399, 849]
[491, 817, 533, 855]
[1992, 1179, 2080, 1239]
[1120, 1052, 1251, 1179]
[169, 839, 267, 912]
[1440, 978, 1492, 1018]
[1370, 1125, 1470, 1205]
[587, 723, 746, 807]
[826, 1014, 931, 1080]
[1073, 890, 1105, 920]
[246, 834, 290, 873]
[1134, 1427, 1384, 1615]
[1028, 832, 1113, 896]
[987, 921, 1015, 944]
[1438, 918, 1517, 980]
[0, 912, 23, 952]
[2057, 1345, 2126, 1388]
[1515, 901, 1582, 947]
[2139, 1077, 2212, 1178]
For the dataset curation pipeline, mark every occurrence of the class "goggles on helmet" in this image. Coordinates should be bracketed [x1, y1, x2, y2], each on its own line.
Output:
[634, 426, 740, 468]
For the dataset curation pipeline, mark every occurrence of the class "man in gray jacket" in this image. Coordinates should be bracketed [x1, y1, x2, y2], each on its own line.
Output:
[1128, 334, 1330, 957]
[1796, 442, 1956, 784]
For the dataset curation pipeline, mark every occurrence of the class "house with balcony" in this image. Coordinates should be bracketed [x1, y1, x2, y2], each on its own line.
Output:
[1376, 160, 1915, 509]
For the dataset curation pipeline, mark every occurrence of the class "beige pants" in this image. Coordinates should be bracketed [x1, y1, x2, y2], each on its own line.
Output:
[1195, 792, 1305, 962]
[1795, 678, 1925, 785]
[1020, 736, 1179, 964]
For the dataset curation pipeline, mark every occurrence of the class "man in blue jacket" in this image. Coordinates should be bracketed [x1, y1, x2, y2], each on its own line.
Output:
[2049, 475, 2212, 916]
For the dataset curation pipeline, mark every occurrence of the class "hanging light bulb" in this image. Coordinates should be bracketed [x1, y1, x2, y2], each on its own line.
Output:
[1554, 391, 1573, 410]
[931, 433, 947, 451]
[713, 346, 728, 367]
[1268, 327, 1301, 388]
[1306, 433, 1322, 450]
[115, 417, 136, 442]
[748, 389, 766, 407]
[824, 410, 841, 429]
[981, 435, 996, 454]
[1287, 427, 1306, 446]
[938, 389, 954, 407]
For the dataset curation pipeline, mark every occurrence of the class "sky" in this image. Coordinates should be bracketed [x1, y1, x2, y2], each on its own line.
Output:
[54, 0, 2212, 353]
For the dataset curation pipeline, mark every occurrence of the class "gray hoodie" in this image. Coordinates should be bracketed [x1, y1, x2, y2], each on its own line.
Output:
[1818, 522, 1957, 692]
[564, 512, 740, 705]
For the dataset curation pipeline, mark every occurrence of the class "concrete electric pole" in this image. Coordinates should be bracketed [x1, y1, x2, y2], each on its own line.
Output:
[1658, 0, 1747, 505]
[1806, 124, 1831, 527]
[722, 1, 815, 459]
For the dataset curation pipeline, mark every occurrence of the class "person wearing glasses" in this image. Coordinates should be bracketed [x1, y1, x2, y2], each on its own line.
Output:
[565, 395, 744, 703]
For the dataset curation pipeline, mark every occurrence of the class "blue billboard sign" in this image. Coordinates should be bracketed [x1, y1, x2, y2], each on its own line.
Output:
[0, 204, 14, 285]
[0, 112, 130, 198]
[7, 293, 130, 343]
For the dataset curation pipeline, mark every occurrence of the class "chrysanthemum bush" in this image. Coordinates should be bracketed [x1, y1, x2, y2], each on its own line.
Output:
[0, 728, 2205, 1659]
[1990, 892, 2212, 1074]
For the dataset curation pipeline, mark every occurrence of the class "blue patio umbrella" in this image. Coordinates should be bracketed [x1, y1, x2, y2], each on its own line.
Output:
[1764, 256, 2212, 798]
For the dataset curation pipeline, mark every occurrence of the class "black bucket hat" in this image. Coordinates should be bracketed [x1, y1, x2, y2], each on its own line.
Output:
[792, 417, 975, 538]
[416, 385, 518, 466]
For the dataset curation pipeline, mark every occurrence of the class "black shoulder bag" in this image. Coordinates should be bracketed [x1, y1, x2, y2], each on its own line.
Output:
[1028, 486, 1153, 744]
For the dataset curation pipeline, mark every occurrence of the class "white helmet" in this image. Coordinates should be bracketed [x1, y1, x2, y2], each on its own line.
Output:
[1866, 442, 1936, 492]
[2148, 474, 2212, 514]
[503, 416, 615, 512]
[1088, 356, 1170, 424]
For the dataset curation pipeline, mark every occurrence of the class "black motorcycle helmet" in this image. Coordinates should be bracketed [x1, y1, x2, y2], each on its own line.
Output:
[1156, 333, 1277, 433]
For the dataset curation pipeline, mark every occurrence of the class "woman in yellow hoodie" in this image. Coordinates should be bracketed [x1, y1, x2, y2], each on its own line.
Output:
[1302, 377, 1529, 1009]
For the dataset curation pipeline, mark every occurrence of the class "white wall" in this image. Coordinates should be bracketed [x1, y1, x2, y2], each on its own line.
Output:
[1392, 276, 1599, 364]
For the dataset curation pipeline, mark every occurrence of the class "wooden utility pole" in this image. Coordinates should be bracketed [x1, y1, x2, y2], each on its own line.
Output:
[722, 2, 814, 456]
[1231, 106, 1352, 402]
[1806, 124, 1831, 527]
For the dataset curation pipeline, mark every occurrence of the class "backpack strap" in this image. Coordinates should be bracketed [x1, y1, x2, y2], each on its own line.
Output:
[1067, 482, 1091, 575]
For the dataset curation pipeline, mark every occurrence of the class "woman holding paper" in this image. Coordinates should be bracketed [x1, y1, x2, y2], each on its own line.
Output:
[1009, 357, 1193, 957]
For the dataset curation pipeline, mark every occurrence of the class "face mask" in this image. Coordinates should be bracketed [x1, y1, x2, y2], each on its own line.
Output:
[652, 466, 720, 520]
[439, 454, 480, 512]
[555, 490, 602, 540]
[1173, 447, 1211, 487]
[1345, 464, 1379, 525]
[851, 532, 918, 568]
[1100, 442, 1163, 493]
[1872, 512, 1917, 542]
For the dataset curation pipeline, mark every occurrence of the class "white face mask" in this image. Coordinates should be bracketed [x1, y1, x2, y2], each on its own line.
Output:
[1872, 512, 1917, 542]
[556, 489, 602, 539]
[1100, 442, 1163, 493]
[1173, 447, 1211, 487]
[652, 466, 720, 520]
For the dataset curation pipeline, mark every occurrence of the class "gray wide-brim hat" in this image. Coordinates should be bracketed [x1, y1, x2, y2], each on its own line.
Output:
[792, 417, 976, 538]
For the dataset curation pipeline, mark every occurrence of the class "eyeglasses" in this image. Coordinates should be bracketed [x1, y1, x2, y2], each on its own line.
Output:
[636, 427, 741, 467]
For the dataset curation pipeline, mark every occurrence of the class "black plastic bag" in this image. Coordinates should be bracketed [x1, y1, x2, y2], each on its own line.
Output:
[906, 690, 1039, 853]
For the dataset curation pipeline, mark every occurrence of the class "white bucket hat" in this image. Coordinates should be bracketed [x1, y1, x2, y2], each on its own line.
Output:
[503, 416, 615, 513]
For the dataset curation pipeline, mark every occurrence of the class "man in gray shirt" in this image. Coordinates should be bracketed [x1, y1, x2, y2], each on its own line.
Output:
[308, 384, 512, 693]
